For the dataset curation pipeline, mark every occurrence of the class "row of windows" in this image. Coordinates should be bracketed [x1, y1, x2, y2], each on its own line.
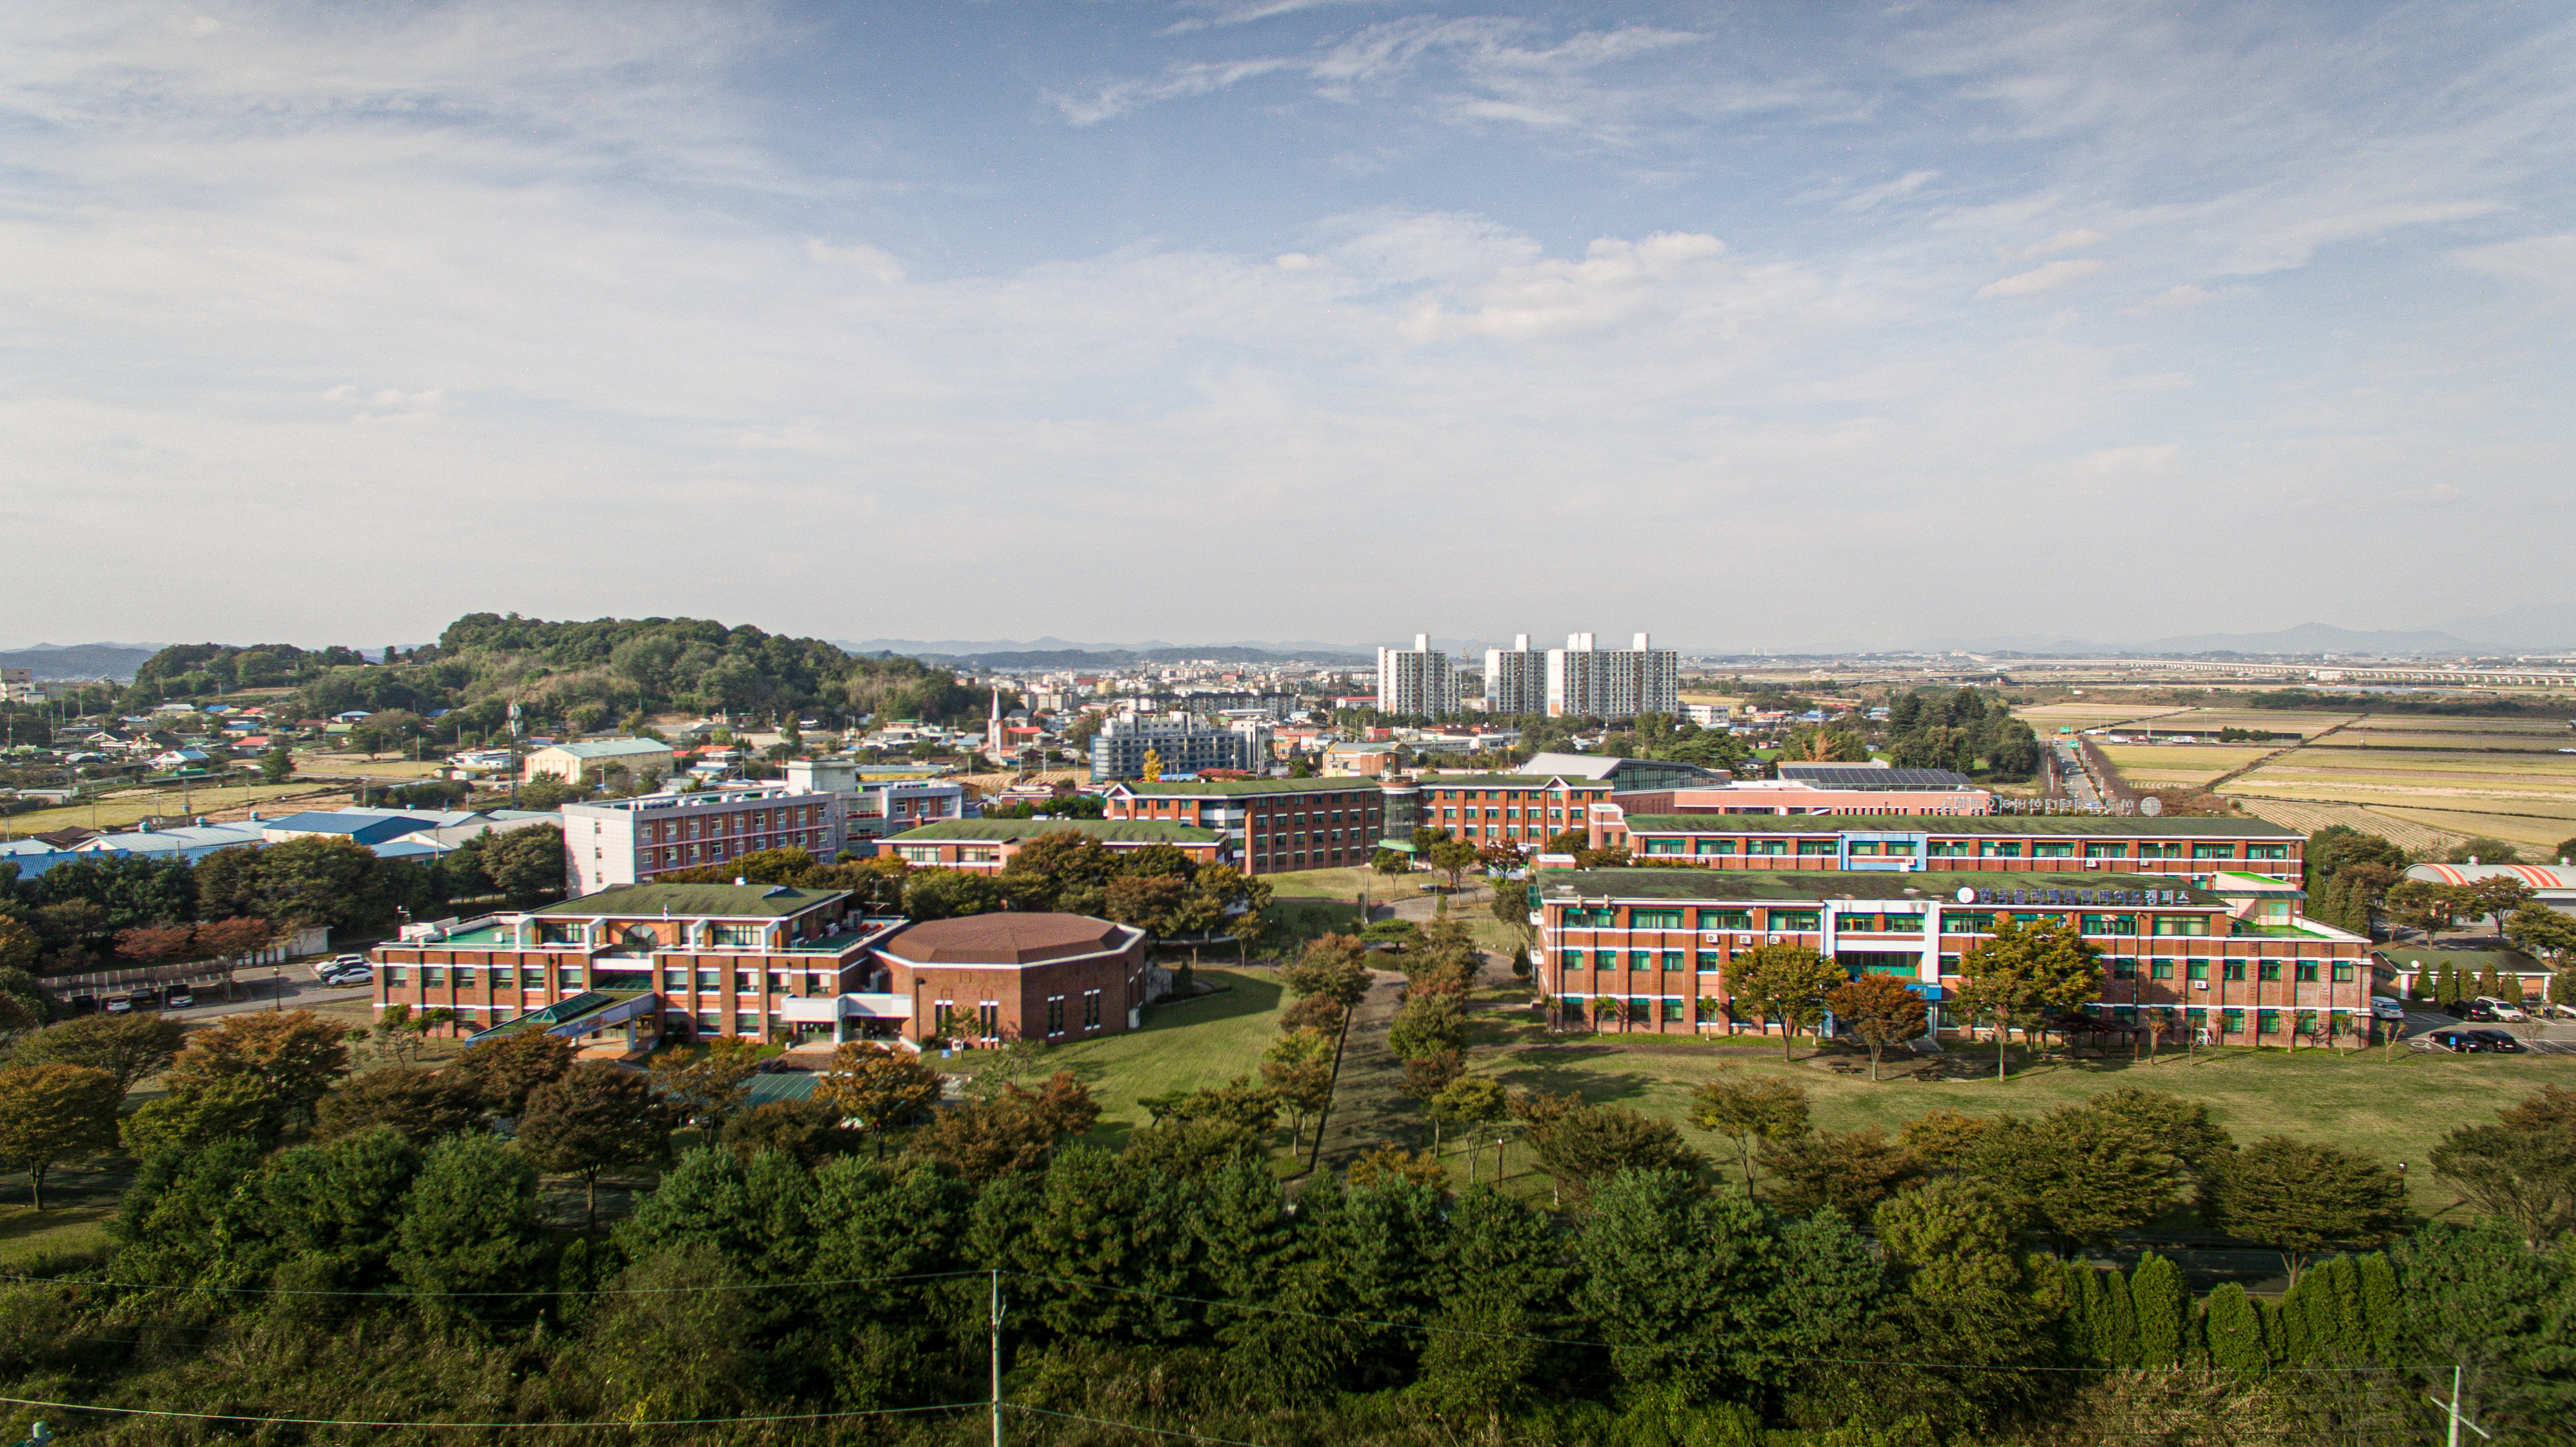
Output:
[1042, 989, 1107, 1035]
[1635, 836, 2290, 860]
[638, 806, 823, 844]
[1551, 953, 2358, 984]
[383, 964, 845, 991]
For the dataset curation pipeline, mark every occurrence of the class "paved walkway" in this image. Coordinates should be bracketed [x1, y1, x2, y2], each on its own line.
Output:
[1305, 969, 1411, 1180]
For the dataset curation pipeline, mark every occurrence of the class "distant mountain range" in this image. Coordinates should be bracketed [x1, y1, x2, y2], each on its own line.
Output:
[0, 643, 161, 681]
[836, 637, 1374, 668]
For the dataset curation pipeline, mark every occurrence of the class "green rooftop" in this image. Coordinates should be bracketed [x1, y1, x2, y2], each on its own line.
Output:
[888, 818, 1220, 844]
[1535, 867, 2229, 907]
[1414, 774, 1616, 789]
[1105, 778, 1388, 796]
[530, 882, 847, 918]
[1619, 813, 2298, 837]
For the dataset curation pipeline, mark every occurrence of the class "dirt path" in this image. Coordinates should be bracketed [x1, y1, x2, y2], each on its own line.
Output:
[1307, 969, 1409, 1179]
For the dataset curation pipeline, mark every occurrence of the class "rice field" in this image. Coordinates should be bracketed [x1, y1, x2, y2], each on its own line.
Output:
[2228, 798, 2462, 853]
[2211, 717, 2576, 851]
[2094, 744, 2277, 788]
[2012, 703, 2186, 732]
[2141, 709, 2364, 738]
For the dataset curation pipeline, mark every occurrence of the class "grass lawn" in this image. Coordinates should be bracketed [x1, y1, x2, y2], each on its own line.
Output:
[940, 967, 1288, 1151]
[1262, 866, 1387, 900]
[0, 1155, 134, 1266]
[1456, 1038, 2576, 1216]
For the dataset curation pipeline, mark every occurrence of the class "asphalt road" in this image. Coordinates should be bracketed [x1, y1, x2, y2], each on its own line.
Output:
[2054, 740, 2104, 808]
[121, 973, 374, 1023]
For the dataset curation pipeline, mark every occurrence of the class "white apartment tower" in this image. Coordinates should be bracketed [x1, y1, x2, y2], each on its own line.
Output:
[1482, 634, 1545, 717]
[1376, 634, 1453, 716]
[1545, 632, 1680, 722]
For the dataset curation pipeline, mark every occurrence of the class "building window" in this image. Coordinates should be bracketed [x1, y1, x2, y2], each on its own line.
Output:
[2191, 844, 2236, 860]
[663, 968, 688, 989]
[1696, 953, 1720, 972]
[2257, 962, 2280, 982]
[2257, 1009, 2279, 1035]
[380, 965, 407, 986]
[421, 966, 446, 986]
[1662, 997, 1685, 1022]
[2223, 962, 2246, 982]
[1562, 951, 1584, 971]
[1046, 997, 1066, 1036]
[2188, 961, 2209, 981]
[1630, 951, 1653, 970]
[1630, 909, 1684, 929]
[2222, 1008, 2244, 1033]
[2150, 960, 2174, 980]
[1595, 949, 1618, 969]
[696, 970, 720, 991]
[2295, 962, 2319, 983]
[1661, 950, 1683, 971]
[2112, 960, 2136, 980]
[933, 1002, 956, 1037]
[1083, 990, 1103, 1029]
[2331, 962, 2355, 982]
[736, 971, 757, 993]
[490, 965, 517, 988]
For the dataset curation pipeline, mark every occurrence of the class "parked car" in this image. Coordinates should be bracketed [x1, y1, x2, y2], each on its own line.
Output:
[327, 967, 373, 986]
[2370, 996, 2406, 1021]
[2464, 1002, 2504, 1022]
[2471, 997, 2530, 1022]
[315, 955, 367, 979]
[104, 997, 134, 1015]
[165, 993, 194, 1009]
[2430, 1028, 2524, 1053]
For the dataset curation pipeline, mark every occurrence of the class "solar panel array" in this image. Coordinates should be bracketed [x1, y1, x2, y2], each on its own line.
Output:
[1776, 765, 1977, 790]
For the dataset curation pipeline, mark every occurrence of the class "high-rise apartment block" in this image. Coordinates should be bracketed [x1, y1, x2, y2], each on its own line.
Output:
[1545, 632, 1678, 722]
[1482, 634, 1545, 716]
[1376, 634, 1454, 717]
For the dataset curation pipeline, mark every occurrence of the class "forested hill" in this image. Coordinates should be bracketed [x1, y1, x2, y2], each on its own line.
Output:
[115, 614, 983, 733]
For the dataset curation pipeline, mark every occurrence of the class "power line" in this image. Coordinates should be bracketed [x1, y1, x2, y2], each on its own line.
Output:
[0, 1395, 983, 1430]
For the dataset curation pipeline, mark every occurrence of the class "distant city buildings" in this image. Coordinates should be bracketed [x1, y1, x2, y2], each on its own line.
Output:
[1482, 635, 1545, 716]
[1376, 634, 1454, 716]
[1088, 711, 1272, 782]
[1546, 632, 1678, 722]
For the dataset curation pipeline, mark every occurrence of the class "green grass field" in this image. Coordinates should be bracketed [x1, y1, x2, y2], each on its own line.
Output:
[1262, 866, 1387, 900]
[941, 967, 1289, 1151]
[1453, 1038, 2576, 1215]
[2097, 744, 2274, 787]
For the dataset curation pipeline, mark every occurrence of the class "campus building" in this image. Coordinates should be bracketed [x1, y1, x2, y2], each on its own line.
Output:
[1088, 712, 1272, 782]
[882, 818, 1228, 873]
[1591, 814, 2304, 885]
[1599, 778, 1994, 819]
[370, 881, 899, 1044]
[785, 758, 971, 844]
[1377, 634, 1456, 717]
[560, 786, 843, 896]
[1101, 777, 1386, 875]
[869, 913, 1151, 1046]
[522, 737, 678, 785]
[1545, 632, 1678, 722]
[1529, 867, 2371, 1047]
[1413, 773, 1620, 849]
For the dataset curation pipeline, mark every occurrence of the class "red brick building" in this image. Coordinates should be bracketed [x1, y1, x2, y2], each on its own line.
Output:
[1412, 773, 1616, 850]
[882, 818, 1227, 873]
[1531, 866, 2371, 1048]
[368, 882, 899, 1046]
[1101, 778, 1385, 875]
[1597, 813, 2304, 884]
[874, 913, 1149, 1045]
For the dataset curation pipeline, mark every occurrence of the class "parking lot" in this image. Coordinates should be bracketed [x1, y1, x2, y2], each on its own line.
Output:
[2403, 1007, 2576, 1055]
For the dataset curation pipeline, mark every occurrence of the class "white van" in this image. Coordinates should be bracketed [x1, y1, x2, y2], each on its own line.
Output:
[2369, 996, 2406, 1021]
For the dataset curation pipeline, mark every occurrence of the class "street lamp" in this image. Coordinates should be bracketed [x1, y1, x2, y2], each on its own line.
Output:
[271, 967, 281, 1011]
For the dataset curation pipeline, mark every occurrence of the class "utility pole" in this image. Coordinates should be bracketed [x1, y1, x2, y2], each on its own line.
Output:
[989, 1268, 1005, 1447]
[2428, 1364, 2489, 1447]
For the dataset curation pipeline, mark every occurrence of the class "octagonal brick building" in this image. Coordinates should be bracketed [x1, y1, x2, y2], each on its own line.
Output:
[876, 913, 1149, 1046]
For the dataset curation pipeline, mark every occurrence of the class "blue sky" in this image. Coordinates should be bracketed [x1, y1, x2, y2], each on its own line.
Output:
[3, 0, 2570, 651]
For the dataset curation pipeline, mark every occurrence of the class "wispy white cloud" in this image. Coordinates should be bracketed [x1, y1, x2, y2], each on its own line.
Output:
[1977, 258, 2106, 298]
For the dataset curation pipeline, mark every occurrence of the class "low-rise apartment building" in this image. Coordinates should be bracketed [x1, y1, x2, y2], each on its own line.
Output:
[1595, 814, 2304, 884]
[1101, 778, 1385, 875]
[1089, 712, 1272, 782]
[1531, 867, 2371, 1047]
[560, 786, 842, 895]
[883, 818, 1227, 873]
[785, 759, 969, 844]
[523, 738, 678, 784]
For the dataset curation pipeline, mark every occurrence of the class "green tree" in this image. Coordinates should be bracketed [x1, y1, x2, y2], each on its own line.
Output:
[514, 1060, 681, 1226]
[2201, 1282, 2273, 1378]
[1687, 1068, 1812, 1197]
[1950, 916, 2102, 1080]
[906, 1073, 1098, 1181]
[258, 744, 295, 783]
[0, 916, 38, 975]
[0, 1062, 121, 1209]
[814, 1041, 943, 1157]
[1431, 1076, 1513, 1182]
[647, 1038, 766, 1131]
[1124, 1116, 1268, 1179]
[9, 1012, 188, 1094]
[453, 1028, 575, 1117]
[718, 1097, 865, 1166]
[1727, 944, 1847, 1060]
[1387, 989, 1467, 1062]
[2129, 1251, 2191, 1366]
[481, 824, 565, 904]
[391, 1132, 547, 1322]
[123, 1009, 350, 1148]
[1826, 973, 1930, 1080]
[2204, 1136, 2407, 1284]
[2429, 1121, 2576, 1248]
[1260, 1028, 1337, 1153]
[1760, 1126, 1926, 1219]
[903, 867, 1003, 920]
[313, 1065, 487, 1146]
[2504, 903, 2576, 964]
[1976, 1101, 2187, 1253]
[1281, 933, 1372, 1027]
[1525, 1103, 1706, 1205]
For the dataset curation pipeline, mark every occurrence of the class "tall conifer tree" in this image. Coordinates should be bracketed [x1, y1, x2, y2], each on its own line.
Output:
[2131, 1253, 2190, 1367]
